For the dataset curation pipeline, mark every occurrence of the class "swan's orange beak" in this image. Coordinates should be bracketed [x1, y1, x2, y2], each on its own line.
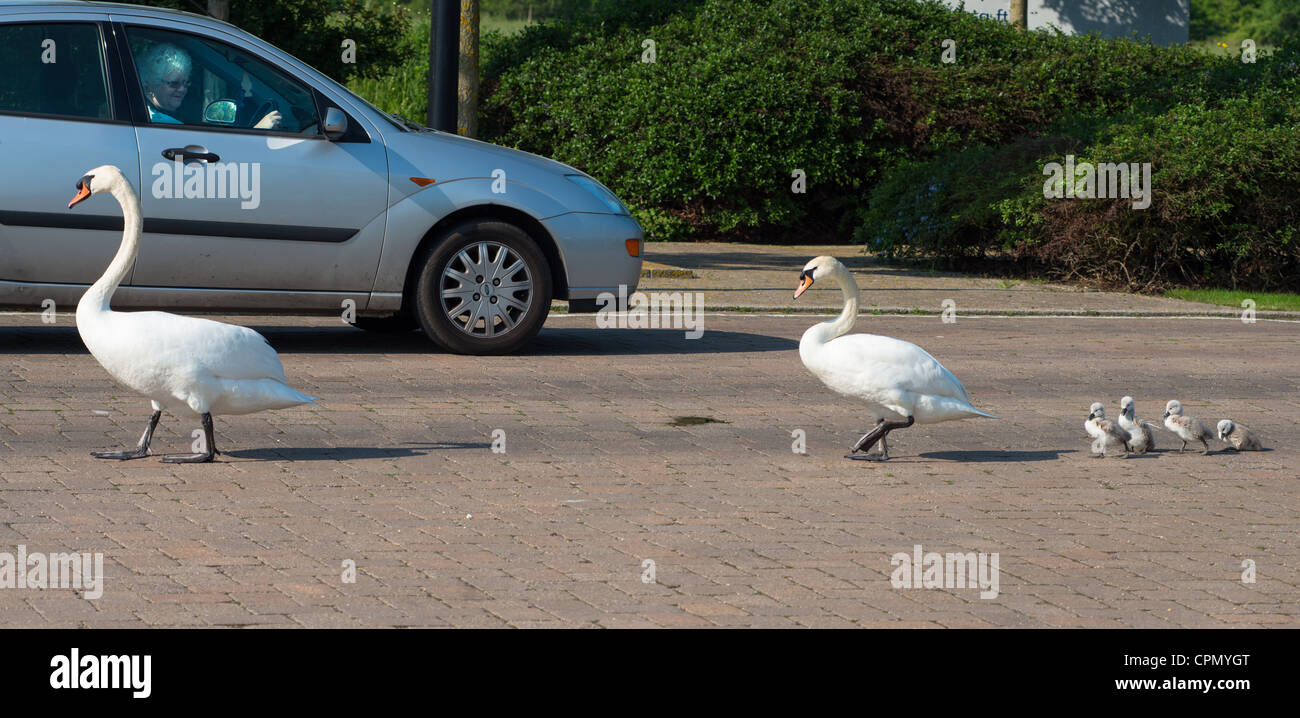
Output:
[794, 273, 814, 299]
[68, 184, 91, 209]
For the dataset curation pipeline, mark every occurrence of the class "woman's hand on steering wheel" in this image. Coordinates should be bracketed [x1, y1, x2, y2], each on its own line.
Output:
[252, 100, 281, 130]
[254, 110, 282, 129]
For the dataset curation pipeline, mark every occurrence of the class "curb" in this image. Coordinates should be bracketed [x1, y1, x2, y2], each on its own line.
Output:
[548, 304, 1300, 319]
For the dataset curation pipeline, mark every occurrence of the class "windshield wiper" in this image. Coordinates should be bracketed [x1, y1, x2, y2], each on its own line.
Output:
[390, 113, 431, 132]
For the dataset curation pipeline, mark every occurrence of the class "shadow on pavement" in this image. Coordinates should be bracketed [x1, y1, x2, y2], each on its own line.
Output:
[0, 326, 797, 356]
[0, 326, 87, 354]
[916, 449, 1074, 462]
[521, 328, 797, 355]
[0, 325, 434, 355]
[401, 441, 492, 450]
[222, 446, 429, 461]
[647, 248, 973, 280]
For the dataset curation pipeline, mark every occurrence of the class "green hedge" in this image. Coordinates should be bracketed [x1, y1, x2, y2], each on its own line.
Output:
[481, 0, 1219, 241]
[353, 0, 1299, 291]
[1029, 93, 1299, 292]
[862, 41, 1300, 291]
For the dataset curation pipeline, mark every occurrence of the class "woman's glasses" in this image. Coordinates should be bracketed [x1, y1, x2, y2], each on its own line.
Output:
[161, 79, 191, 90]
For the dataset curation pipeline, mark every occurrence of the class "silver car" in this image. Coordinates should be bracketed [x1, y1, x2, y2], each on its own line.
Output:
[0, 0, 643, 354]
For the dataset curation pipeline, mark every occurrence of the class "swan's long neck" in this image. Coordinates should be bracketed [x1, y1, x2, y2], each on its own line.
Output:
[824, 265, 859, 341]
[800, 264, 860, 363]
[79, 181, 142, 314]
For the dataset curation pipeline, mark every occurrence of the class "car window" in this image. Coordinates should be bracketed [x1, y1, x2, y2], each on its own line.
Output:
[125, 25, 318, 134]
[0, 22, 111, 120]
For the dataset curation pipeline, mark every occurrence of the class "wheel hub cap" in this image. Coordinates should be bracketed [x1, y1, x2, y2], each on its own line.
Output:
[440, 241, 533, 338]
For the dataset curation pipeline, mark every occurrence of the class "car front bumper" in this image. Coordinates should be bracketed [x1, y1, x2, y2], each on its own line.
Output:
[543, 212, 643, 305]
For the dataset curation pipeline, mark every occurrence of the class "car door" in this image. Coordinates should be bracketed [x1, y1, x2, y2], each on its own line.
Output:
[115, 19, 388, 296]
[0, 15, 141, 308]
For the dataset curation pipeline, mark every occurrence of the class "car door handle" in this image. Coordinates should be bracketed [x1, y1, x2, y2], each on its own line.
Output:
[161, 147, 220, 163]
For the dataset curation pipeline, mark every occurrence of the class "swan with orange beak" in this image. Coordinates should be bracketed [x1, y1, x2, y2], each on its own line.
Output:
[793, 256, 996, 461]
[67, 165, 315, 463]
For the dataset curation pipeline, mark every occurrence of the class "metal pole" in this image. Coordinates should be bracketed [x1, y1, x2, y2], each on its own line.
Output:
[428, 0, 459, 131]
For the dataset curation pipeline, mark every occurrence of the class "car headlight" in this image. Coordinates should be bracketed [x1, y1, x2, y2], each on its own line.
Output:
[566, 174, 628, 215]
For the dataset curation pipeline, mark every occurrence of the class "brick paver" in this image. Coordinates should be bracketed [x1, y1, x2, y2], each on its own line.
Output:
[0, 310, 1296, 627]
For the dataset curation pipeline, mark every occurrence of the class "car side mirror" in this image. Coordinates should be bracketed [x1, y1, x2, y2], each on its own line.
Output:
[203, 99, 238, 125]
[324, 107, 348, 141]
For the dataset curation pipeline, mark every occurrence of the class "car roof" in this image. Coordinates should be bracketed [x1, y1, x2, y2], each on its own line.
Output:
[0, 0, 234, 29]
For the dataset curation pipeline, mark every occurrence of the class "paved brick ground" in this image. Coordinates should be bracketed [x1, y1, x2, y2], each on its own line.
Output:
[0, 311, 1296, 627]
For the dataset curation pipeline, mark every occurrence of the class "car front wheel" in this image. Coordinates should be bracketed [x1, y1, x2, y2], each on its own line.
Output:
[412, 220, 552, 355]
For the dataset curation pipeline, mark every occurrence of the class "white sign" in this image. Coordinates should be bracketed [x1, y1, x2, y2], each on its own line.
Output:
[940, 1, 1189, 46]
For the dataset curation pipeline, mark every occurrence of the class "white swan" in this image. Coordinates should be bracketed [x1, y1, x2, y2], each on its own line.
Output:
[68, 165, 315, 463]
[794, 256, 996, 461]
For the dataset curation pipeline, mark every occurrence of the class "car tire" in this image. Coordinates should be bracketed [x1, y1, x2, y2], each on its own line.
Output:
[412, 220, 552, 355]
[351, 315, 419, 333]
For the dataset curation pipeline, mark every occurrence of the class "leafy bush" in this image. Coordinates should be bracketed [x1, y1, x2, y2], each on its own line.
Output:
[862, 37, 1300, 291]
[856, 133, 1082, 259]
[348, 0, 1299, 290]
[1024, 92, 1300, 292]
[481, 0, 1223, 241]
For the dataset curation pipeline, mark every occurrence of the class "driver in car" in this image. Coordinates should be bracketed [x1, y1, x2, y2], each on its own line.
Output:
[138, 42, 280, 129]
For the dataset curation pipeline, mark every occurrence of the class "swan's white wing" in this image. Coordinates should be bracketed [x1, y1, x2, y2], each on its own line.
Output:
[131, 312, 289, 382]
[814, 333, 972, 403]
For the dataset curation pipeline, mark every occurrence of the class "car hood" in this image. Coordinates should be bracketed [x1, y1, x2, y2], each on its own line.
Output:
[378, 127, 624, 216]
[384, 128, 592, 184]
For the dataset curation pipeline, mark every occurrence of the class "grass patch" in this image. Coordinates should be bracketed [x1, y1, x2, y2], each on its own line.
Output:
[641, 268, 698, 279]
[1188, 40, 1276, 58]
[1164, 288, 1300, 311]
[482, 12, 534, 36]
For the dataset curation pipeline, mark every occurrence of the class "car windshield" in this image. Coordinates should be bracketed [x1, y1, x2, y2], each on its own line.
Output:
[338, 86, 412, 131]
[214, 28, 409, 133]
[277, 57, 411, 132]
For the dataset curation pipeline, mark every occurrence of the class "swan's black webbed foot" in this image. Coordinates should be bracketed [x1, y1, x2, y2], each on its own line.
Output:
[92, 448, 150, 460]
[160, 413, 216, 463]
[850, 419, 886, 454]
[161, 453, 213, 463]
[847, 416, 911, 461]
[91, 409, 161, 461]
